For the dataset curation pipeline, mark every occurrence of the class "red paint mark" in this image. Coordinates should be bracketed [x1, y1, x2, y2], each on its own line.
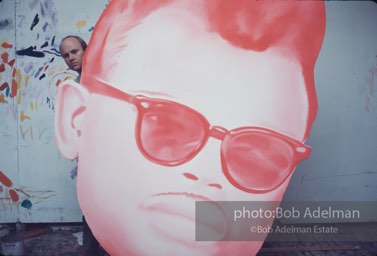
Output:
[11, 79, 17, 98]
[0, 63, 5, 72]
[12, 67, 16, 78]
[1, 52, 9, 64]
[1, 42, 13, 49]
[208, 183, 222, 189]
[44, 65, 49, 71]
[183, 172, 199, 181]
[9, 189, 19, 202]
[56, 79, 62, 87]
[0, 171, 13, 187]
[8, 59, 15, 68]
[0, 82, 8, 91]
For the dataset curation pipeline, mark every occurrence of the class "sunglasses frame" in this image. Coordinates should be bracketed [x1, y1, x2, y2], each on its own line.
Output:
[83, 76, 311, 193]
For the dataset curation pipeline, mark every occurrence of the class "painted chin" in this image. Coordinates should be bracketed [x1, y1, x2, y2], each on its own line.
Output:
[140, 192, 229, 246]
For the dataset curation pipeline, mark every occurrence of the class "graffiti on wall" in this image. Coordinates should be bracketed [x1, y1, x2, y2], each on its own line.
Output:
[0, 0, 108, 222]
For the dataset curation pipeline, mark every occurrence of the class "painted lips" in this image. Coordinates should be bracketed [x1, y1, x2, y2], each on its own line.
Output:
[140, 192, 229, 243]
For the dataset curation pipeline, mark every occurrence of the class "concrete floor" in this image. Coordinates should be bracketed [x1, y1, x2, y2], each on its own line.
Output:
[1, 223, 377, 255]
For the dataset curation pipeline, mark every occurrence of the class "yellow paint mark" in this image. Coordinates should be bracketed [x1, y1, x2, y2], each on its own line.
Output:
[24, 75, 29, 88]
[35, 103, 38, 112]
[16, 69, 22, 89]
[76, 20, 87, 29]
[30, 102, 34, 111]
[17, 92, 21, 105]
[20, 110, 31, 122]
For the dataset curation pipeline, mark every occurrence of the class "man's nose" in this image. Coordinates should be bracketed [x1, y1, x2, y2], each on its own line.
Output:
[68, 53, 75, 61]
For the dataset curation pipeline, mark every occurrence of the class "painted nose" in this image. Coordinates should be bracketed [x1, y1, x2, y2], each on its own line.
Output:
[182, 172, 223, 190]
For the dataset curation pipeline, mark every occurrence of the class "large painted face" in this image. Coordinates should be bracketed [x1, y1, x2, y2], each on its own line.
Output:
[56, 4, 313, 256]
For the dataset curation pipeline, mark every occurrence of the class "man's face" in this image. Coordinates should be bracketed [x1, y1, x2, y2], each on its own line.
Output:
[60, 37, 85, 73]
[75, 6, 311, 256]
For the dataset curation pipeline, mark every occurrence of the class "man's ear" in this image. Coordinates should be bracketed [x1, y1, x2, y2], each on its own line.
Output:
[54, 80, 89, 159]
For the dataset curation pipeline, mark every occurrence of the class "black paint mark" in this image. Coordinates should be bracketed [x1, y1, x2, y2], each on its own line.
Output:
[51, 36, 55, 46]
[49, 57, 54, 63]
[30, 14, 39, 30]
[39, 74, 46, 80]
[16, 46, 45, 58]
[42, 50, 60, 57]
[0, 19, 10, 29]
[41, 41, 48, 48]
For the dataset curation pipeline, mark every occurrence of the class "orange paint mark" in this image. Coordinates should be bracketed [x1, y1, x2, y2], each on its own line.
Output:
[20, 110, 31, 122]
[10, 79, 17, 97]
[17, 92, 21, 105]
[24, 75, 30, 87]
[1, 52, 9, 64]
[1, 42, 13, 49]
[9, 189, 19, 203]
[76, 20, 87, 29]
[16, 69, 22, 89]
[0, 94, 8, 103]
[30, 101, 34, 111]
[0, 171, 13, 187]
[56, 79, 62, 87]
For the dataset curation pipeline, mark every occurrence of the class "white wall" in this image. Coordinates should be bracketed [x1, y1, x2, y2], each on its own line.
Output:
[285, 1, 377, 201]
[0, 0, 376, 223]
[0, 0, 108, 222]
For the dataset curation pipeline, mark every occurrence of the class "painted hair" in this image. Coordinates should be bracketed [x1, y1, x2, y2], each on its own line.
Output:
[82, 0, 326, 139]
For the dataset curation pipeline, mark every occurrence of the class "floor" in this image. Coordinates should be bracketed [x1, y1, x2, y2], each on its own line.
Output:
[1, 223, 377, 255]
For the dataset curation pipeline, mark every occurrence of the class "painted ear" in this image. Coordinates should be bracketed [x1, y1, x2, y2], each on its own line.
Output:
[54, 80, 89, 159]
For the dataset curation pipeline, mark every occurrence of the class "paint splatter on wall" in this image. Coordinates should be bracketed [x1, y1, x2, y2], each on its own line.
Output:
[0, 0, 109, 223]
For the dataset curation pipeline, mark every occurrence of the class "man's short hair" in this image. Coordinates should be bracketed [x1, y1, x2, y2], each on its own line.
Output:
[60, 35, 88, 52]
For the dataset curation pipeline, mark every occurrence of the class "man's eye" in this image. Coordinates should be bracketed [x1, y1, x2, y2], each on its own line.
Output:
[72, 50, 78, 54]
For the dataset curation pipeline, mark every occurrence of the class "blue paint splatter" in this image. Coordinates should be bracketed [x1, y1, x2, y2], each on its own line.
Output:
[42, 22, 49, 32]
[88, 26, 94, 32]
[21, 199, 32, 210]
[0, 19, 10, 29]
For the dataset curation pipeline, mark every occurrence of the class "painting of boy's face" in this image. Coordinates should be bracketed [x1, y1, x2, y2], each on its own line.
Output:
[55, 1, 324, 255]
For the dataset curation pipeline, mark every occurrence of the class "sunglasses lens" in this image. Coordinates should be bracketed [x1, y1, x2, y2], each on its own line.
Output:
[139, 103, 208, 165]
[224, 132, 294, 192]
